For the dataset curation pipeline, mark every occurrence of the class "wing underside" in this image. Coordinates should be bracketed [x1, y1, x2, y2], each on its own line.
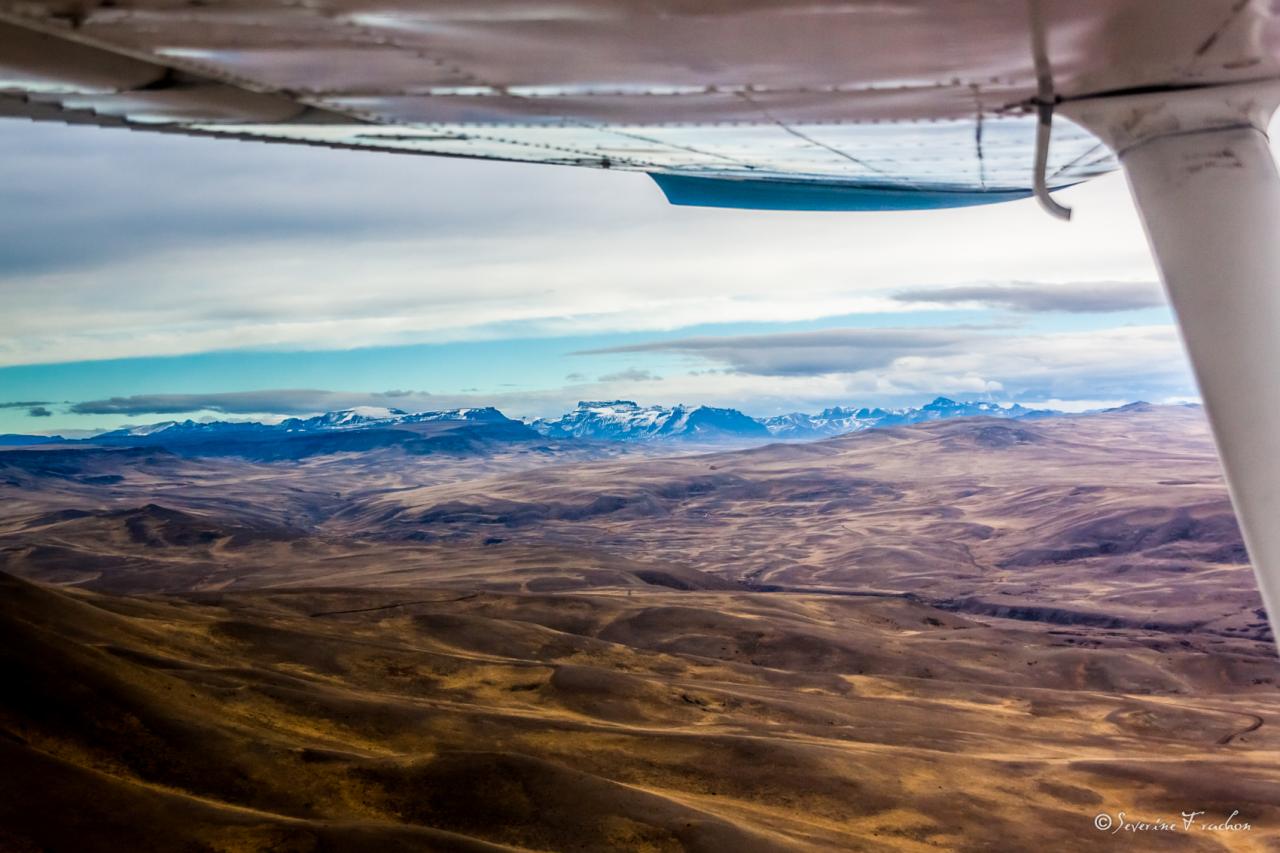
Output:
[0, 1, 1274, 207]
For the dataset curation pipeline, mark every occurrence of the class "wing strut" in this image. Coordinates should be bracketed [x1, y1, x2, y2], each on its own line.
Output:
[1066, 81, 1280, 650]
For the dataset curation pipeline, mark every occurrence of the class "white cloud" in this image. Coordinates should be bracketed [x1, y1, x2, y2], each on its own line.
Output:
[893, 280, 1165, 313]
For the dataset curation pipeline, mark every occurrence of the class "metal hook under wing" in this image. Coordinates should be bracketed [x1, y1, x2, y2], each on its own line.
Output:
[1033, 99, 1072, 221]
[1027, 0, 1072, 221]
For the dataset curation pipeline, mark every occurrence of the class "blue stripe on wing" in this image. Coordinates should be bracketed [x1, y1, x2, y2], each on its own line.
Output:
[650, 173, 1034, 211]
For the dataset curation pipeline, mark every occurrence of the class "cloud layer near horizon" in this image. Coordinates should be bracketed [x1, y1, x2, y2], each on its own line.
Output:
[69, 389, 428, 417]
[893, 281, 1166, 313]
[582, 328, 974, 376]
[58, 321, 1193, 422]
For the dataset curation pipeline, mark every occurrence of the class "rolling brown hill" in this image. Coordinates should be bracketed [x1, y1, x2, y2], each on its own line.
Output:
[1, 406, 1278, 850]
[4, 407, 1257, 638]
[3, 570, 1279, 852]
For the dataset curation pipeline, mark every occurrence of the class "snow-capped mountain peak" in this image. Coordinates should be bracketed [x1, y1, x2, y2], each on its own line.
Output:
[532, 401, 768, 442]
[278, 407, 406, 431]
[104, 420, 182, 437]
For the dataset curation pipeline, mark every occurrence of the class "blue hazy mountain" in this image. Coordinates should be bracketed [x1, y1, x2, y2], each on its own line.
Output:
[77, 407, 536, 460]
[760, 397, 1051, 439]
[0, 434, 71, 447]
[90, 406, 513, 442]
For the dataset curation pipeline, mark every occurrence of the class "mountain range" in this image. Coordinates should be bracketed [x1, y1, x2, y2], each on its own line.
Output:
[530, 397, 1055, 441]
[0, 397, 1067, 452]
[0, 406, 535, 461]
[92, 405, 512, 442]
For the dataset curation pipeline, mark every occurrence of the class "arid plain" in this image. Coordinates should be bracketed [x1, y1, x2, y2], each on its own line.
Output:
[2, 406, 1278, 851]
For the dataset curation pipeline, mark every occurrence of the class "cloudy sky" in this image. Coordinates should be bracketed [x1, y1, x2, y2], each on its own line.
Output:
[0, 116, 1193, 434]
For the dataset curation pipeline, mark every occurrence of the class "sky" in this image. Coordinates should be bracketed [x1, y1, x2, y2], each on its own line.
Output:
[0, 116, 1196, 434]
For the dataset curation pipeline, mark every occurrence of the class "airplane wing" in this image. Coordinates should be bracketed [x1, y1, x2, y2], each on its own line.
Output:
[6, 0, 1280, 649]
[1, 1, 1211, 209]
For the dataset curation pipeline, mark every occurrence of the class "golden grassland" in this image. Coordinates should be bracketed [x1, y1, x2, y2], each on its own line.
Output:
[1, 407, 1277, 851]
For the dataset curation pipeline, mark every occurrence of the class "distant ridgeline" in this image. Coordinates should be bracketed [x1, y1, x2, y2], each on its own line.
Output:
[0, 397, 1088, 455]
[534, 397, 1059, 442]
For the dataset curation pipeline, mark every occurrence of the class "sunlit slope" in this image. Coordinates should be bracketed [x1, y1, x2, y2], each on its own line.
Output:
[2, 570, 1280, 851]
